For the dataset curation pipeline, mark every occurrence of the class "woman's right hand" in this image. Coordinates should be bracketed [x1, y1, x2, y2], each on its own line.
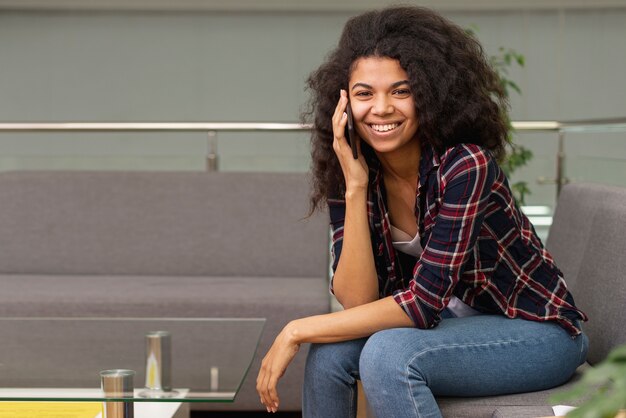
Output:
[332, 89, 369, 193]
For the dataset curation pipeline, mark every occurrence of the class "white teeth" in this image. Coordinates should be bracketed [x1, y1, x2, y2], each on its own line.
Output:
[371, 123, 399, 132]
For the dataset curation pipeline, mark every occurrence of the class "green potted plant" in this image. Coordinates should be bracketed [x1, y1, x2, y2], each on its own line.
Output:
[490, 45, 533, 204]
[467, 27, 532, 204]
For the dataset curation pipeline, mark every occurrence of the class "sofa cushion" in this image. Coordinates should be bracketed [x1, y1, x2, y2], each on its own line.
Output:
[436, 364, 588, 418]
[0, 171, 328, 278]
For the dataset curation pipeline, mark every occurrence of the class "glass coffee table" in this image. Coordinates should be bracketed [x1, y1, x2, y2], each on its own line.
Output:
[0, 318, 265, 417]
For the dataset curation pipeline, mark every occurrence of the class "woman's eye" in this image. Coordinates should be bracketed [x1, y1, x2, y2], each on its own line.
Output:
[394, 89, 411, 96]
[354, 91, 372, 97]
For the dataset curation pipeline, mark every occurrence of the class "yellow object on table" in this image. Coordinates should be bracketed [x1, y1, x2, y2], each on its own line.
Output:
[0, 402, 101, 418]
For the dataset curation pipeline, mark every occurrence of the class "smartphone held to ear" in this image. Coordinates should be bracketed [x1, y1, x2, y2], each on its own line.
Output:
[344, 104, 359, 159]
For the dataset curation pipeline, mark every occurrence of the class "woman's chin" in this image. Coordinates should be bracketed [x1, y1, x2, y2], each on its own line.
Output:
[365, 139, 407, 155]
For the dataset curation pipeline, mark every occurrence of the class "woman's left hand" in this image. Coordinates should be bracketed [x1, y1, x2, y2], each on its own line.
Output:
[256, 322, 301, 413]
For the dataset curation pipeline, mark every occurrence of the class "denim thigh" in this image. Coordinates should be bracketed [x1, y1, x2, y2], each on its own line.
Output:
[359, 315, 588, 397]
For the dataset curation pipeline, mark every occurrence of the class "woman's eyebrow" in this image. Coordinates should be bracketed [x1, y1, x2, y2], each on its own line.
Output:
[351, 80, 410, 90]
[391, 80, 411, 88]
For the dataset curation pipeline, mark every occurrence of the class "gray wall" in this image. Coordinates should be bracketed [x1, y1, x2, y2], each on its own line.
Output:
[1, 7, 625, 206]
[446, 9, 626, 207]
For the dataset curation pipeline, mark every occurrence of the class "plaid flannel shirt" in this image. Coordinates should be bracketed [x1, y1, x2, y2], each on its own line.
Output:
[329, 143, 587, 336]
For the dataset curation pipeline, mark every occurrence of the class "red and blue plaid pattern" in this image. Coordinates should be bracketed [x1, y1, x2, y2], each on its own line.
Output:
[329, 143, 587, 336]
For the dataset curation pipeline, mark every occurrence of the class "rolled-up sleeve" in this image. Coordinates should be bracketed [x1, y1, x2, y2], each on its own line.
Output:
[393, 145, 496, 328]
[328, 198, 347, 294]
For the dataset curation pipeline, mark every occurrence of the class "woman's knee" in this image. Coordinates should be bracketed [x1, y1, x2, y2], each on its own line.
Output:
[305, 338, 367, 380]
[359, 329, 426, 387]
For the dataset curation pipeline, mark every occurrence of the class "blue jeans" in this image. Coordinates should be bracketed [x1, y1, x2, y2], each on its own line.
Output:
[302, 313, 588, 418]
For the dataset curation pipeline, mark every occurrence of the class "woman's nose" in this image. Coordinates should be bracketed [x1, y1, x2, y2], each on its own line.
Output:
[371, 95, 394, 115]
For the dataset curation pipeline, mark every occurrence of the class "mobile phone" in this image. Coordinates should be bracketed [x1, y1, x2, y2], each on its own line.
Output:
[344, 103, 359, 159]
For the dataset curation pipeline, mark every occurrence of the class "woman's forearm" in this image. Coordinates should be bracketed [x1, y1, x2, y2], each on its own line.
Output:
[286, 296, 414, 345]
[332, 188, 380, 308]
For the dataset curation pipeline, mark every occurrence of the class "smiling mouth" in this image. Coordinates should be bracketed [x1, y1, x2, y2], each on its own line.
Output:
[369, 122, 401, 133]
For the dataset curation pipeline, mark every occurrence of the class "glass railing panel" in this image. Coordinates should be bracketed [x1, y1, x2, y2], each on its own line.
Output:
[0, 131, 312, 172]
[508, 131, 560, 242]
[0, 132, 208, 172]
[562, 131, 626, 188]
[217, 131, 310, 172]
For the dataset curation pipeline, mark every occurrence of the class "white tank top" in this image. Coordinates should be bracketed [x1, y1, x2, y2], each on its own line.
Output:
[390, 225, 481, 318]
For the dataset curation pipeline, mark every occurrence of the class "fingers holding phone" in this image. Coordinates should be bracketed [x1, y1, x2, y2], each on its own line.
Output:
[332, 89, 359, 156]
[332, 89, 349, 141]
[332, 89, 368, 191]
[344, 104, 359, 159]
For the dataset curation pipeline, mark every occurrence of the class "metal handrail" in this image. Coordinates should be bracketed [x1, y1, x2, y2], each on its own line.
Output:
[1, 117, 625, 192]
[0, 122, 310, 132]
[1, 118, 625, 132]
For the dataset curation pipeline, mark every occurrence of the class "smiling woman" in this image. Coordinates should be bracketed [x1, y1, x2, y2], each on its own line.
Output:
[256, 6, 588, 418]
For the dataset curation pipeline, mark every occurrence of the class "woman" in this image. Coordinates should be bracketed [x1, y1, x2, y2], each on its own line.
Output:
[256, 7, 588, 418]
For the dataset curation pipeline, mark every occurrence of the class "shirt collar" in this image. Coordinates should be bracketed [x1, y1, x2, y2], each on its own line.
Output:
[418, 142, 440, 189]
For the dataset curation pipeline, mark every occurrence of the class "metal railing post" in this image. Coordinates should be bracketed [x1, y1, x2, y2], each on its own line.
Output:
[206, 131, 218, 172]
[556, 131, 566, 196]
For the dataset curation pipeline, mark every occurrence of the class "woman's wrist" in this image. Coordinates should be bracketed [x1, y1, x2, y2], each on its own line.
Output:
[283, 320, 305, 345]
[345, 185, 368, 200]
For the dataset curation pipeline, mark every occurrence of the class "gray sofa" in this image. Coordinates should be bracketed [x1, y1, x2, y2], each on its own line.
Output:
[2, 172, 624, 416]
[434, 182, 626, 417]
[0, 170, 330, 412]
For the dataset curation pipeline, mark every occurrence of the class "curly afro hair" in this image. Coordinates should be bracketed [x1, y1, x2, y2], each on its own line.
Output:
[304, 6, 510, 214]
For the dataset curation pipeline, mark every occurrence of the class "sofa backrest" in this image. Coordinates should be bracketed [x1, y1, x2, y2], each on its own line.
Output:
[546, 183, 604, 292]
[0, 171, 329, 279]
[547, 182, 626, 364]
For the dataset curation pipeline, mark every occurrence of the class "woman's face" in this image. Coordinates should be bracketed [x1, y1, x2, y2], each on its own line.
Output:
[348, 56, 419, 156]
